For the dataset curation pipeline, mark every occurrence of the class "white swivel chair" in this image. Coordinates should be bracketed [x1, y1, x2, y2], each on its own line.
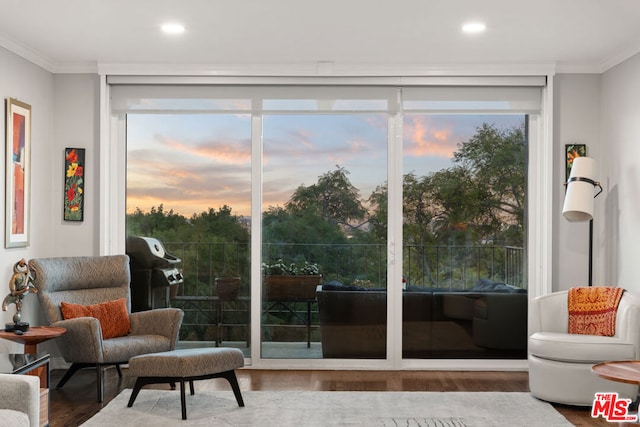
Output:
[529, 289, 640, 406]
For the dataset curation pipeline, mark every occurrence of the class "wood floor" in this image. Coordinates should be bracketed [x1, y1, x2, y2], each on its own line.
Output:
[49, 367, 610, 426]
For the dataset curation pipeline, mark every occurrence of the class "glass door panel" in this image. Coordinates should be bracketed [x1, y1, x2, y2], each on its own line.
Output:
[401, 114, 528, 359]
[261, 113, 388, 359]
[126, 113, 252, 356]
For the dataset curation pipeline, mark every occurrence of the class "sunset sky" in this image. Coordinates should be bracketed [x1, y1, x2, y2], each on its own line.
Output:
[126, 113, 523, 218]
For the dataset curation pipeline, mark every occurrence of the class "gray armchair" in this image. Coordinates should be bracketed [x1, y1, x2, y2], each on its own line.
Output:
[29, 255, 183, 402]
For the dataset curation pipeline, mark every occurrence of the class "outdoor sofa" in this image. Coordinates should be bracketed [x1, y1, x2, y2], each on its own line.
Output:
[316, 279, 527, 359]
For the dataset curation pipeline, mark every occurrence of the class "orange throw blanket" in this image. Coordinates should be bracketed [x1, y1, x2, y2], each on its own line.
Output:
[568, 286, 624, 336]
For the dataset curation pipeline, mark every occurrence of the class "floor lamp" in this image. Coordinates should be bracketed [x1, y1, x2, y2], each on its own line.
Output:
[562, 157, 603, 286]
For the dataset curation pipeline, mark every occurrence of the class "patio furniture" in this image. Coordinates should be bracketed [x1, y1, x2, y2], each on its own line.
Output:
[316, 280, 527, 359]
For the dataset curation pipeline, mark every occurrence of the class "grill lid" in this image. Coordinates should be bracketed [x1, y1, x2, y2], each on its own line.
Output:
[126, 236, 181, 268]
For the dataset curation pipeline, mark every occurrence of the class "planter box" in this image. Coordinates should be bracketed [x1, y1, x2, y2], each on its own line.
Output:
[215, 277, 241, 300]
[263, 275, 322, 301]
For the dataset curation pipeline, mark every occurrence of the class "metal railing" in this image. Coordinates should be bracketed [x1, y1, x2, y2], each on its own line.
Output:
[162, 241, 525, 341]
[164, 241, 524, 292]
[403, 244, 524, 289]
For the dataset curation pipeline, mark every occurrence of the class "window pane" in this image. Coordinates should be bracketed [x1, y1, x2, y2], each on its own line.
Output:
[125, 113, 252, 356]
[262, 113, 388, 359]
[402, 113, 527, 359]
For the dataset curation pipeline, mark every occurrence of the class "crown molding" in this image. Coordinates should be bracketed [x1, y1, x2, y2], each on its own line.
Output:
[598, 39, 640, 73]
[555, 61, 604, 74]
[0, 32, 99, 73]
[0, 34, 56, 72]
[556, 37, 640, 74]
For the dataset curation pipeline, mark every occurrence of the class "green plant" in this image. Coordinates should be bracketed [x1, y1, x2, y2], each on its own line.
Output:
[262, 259, 319, 275]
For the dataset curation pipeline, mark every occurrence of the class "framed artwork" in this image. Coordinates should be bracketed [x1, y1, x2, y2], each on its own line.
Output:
[565, 143, 586, 182]
[64, 148, 85, 221]
[5, 98, 31, 248]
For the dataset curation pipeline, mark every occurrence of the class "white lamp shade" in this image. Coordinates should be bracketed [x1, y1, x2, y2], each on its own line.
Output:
[562, 157, 597, 222]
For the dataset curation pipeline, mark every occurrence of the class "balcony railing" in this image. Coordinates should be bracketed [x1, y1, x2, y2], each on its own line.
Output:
[164, 241, 524, 292]
[161, 241, 525, 342]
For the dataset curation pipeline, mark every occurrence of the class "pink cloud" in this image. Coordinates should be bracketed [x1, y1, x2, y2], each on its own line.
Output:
[161, 136, 250, 164]
[404, 117, 458, 158]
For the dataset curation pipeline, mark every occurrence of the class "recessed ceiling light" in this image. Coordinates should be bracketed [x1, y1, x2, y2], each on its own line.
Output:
[161, 23, 185, 34]
[462, 22, 486, 34]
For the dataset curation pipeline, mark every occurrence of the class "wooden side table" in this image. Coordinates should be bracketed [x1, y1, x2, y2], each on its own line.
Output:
[592, 360, 640, 385]
[0, 326, 65, 425]
[592, 360, 640, 423]
[0, 326, 66, 354]
[0, 327, 65, 426]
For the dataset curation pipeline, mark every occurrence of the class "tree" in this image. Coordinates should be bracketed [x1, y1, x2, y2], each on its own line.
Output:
[402, 173, 439, 246]
[126, 204, 189, 241]
[428, 166, 495, 244]
[451, 122, 526, 244]
[286, 166, 368, 233]
[367, 182, 388, 242]
[190, 205, 249, 243]
[262, 205, 348, 266]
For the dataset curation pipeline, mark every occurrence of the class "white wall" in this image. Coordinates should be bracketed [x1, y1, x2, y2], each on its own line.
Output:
[0, 47, 54, 352]
[52, 74, 101, 255]
[553, 53, 640, 295]
[0, 49, 99, 357]
[552, 74, 601, 290]
[600, 53, 640, 294]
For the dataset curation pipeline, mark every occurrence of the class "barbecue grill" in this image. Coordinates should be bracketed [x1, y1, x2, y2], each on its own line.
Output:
[126, 236, 183, 312]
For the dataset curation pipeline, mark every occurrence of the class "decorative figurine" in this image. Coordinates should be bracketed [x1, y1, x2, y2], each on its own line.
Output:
[2, 259, 37, 332]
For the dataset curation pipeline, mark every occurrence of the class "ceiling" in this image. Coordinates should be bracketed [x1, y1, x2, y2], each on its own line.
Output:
[1, 0, 640, 74]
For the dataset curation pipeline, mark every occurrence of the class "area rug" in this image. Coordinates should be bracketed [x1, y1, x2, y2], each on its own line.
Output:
[81, 390, 572, 426]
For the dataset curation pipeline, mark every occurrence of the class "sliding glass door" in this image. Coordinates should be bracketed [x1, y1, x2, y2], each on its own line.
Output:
[116, 81, 542, 365]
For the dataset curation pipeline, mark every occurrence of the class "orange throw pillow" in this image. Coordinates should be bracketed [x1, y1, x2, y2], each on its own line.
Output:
[61, 298, 131, 338]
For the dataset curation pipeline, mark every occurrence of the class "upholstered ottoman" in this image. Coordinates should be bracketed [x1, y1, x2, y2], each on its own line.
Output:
[127, 347, 245, 420]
